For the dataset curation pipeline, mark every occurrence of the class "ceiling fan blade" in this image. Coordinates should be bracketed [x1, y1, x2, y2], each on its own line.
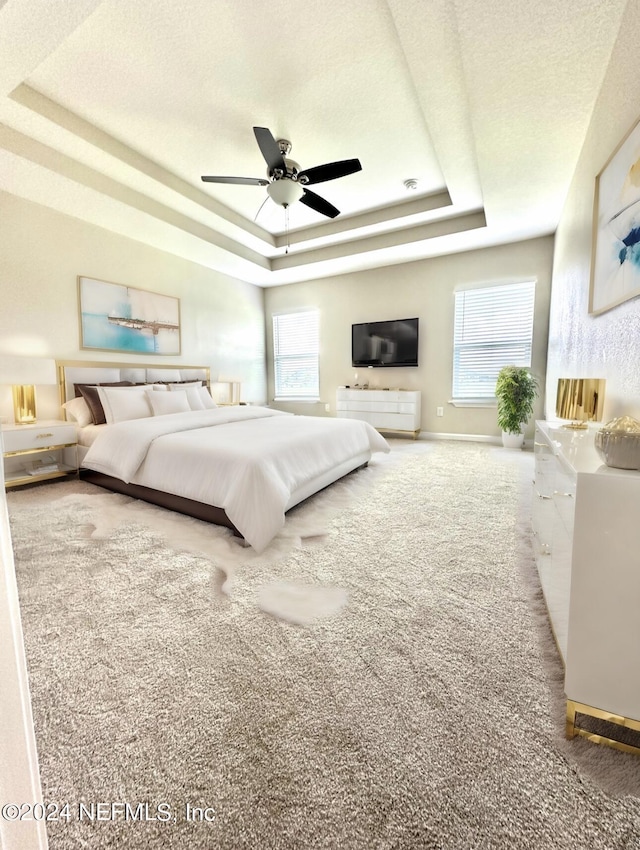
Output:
[253, 127, 287, 174]
[298, 158, 362, 186]
[201, 175, 269, 186]
[300, 189, 340, 219]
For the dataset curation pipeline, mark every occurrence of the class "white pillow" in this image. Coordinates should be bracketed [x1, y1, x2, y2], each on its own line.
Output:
[146, 389, 191, 416]
[166, 381, 202, 390]
[97, 386, 153, 424]
[62, 396, 93, 427]
[198, 386, 218, 409]
[170, 384, 205, 410]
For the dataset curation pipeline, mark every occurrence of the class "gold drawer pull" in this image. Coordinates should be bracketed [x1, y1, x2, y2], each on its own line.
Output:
[36, 432, 54, 439]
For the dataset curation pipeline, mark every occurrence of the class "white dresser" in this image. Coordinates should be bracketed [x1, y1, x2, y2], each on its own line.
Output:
[336, 389, 421, 437]
[532, 420, 640, 754]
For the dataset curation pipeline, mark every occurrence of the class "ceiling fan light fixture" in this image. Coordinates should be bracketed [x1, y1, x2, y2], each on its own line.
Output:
[267, 178, 305, 208]
[201, 127, 355, 219]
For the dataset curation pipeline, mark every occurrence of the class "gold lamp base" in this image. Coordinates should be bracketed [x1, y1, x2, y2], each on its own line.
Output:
[556, 378, 606, 430]
[12, 384, 37, 424]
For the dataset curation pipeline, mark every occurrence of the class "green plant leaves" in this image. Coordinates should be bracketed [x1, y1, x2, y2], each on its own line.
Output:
[495, 366, 539, 434]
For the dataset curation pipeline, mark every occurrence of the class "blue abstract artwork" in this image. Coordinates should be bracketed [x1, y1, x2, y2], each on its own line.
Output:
[590, 119, 640, 315]
[79, 277, 181, 354]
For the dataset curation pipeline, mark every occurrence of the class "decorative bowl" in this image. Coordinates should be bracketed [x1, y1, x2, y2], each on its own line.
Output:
[594, 416, 640, 469]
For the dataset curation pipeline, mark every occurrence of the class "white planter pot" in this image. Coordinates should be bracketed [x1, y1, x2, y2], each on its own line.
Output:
[502, 430, 524, 449]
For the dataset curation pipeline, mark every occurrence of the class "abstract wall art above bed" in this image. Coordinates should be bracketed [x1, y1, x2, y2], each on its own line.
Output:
[78, 276, 181, 355]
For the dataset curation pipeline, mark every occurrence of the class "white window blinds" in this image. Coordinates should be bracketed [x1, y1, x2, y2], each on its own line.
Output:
[273, 310, 320, 400]
[452, 281, 536, 400]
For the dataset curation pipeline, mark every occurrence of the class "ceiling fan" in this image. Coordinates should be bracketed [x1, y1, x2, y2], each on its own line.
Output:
[201, 126, 362, 219]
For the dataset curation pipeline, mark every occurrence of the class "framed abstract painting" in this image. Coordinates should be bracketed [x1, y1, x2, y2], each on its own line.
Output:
[78, 277, 181, 355]
[590, 116, 640, 315]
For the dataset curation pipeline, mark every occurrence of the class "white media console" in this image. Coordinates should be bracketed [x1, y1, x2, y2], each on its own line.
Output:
[336, 388, 421, 437]
[532, 420, 640, 754]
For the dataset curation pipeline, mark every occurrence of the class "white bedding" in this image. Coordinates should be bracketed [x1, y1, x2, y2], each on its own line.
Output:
[82, 406, 389, 551]
[77, 424, 107, 447]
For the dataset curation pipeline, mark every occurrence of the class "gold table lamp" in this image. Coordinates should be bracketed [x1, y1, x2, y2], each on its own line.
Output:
[0, 355, 58, 424]
[555, 378, 606, 429]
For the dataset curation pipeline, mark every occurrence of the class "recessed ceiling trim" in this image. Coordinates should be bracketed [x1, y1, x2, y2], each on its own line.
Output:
[10, 83, 276, 247]
[273, 189, 453, 248]
[271, 209, 486, 271]
[0, 122, 271, 270]
[385, 0, 483, 210]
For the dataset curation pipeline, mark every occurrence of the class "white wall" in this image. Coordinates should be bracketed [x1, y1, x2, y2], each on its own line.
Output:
[547, 0, 640, 421]
[264, 236, 553, 439]
[0, 456, 48, 850]
[0, 191, 267, 421]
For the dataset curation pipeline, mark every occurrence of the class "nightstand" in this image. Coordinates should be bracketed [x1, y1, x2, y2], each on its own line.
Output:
[1, 420, 78, 489]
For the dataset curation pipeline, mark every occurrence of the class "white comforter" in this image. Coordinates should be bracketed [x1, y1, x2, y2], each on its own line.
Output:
[82, 406, 389, 551]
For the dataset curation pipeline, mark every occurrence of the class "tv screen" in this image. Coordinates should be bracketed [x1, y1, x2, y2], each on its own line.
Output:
[352, 318, 419, 367]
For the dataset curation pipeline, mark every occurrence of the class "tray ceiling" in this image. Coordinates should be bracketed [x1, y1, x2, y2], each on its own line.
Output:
[0, 0, 628, 285]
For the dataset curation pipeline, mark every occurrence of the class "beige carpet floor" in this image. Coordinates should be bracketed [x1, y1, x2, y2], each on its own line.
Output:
[7, 439, 640, 849]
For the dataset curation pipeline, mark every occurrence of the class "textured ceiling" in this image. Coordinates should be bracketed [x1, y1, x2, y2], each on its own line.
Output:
[0, 0, 629, 285]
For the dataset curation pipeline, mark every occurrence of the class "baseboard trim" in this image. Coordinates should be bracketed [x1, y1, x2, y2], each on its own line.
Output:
[416, 432, 502, 445]
[384, 431, 534, 450]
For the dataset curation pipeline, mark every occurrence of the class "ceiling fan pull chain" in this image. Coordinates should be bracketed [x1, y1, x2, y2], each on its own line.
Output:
[285, 205, 290, 254]
[254, 196, 268, 222]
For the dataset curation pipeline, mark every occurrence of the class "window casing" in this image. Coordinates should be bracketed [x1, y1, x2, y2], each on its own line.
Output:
[273, 310, 320, 401]
[452, 281, 536, 401]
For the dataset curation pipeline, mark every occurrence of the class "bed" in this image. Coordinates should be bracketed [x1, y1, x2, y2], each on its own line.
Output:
[58, 361, 389, 551]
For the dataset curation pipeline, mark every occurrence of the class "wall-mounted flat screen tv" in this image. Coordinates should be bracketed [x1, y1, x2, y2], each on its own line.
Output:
[352, 318, 419, 367]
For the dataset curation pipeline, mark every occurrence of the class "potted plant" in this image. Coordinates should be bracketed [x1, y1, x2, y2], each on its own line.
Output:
[495, 366, 539, 448]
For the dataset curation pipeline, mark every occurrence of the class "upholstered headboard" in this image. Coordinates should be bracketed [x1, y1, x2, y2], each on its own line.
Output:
[57, 360, 210, 404]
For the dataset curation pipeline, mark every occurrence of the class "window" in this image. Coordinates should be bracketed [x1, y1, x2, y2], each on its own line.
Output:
[452, 280, 535, 401]
[273, 310, 320, 400]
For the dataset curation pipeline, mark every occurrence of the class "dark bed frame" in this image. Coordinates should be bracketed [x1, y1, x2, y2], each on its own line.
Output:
[80, 468, 243, 535]
[80, 463, 368, 541]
